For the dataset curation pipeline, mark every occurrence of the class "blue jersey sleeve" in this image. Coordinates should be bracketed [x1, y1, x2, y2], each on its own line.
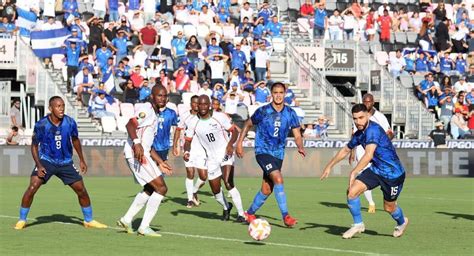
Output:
[289, 109, 300, 129]
[32, 123, 43, 145]
[172, 111, 179, 126]
[347, 133, 360, 149]
[251, 107, 263, 125]
[364, 124, 381, 146]
[70, 118, 79, 138]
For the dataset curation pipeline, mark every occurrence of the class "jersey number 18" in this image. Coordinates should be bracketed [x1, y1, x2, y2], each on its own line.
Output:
[206, 133, 216, 142]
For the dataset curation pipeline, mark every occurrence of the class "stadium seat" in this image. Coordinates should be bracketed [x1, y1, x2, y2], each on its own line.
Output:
[183, 25, 197, 38]
[197, 24, 210, 38]
[222, 25, 236, 40]
[209, 24, 223, 36]
[412, 75, 425, 86]
[105, 103, 121, 118]
[233, 36, 243, 45]
[399, 75, 414, 87]
[171, 24, 184, 37]
[116, 116, 129, 132]
[394, 32, 407, 44]
[134, 102, 147, 111]
[120, 103, 135, 119]
[101, 116, 117, 133]
[272, 38, 286, 53]
[177, 103, 190, 116]
[51, 54, 66, 70]
[375, 51, 389, 66]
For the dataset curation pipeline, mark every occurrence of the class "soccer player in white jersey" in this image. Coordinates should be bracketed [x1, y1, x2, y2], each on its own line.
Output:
[350, 93, 394, 213]
[172, 95, 207, 208]
[183, 95, 239, 221]
[117, 86, 173, 237]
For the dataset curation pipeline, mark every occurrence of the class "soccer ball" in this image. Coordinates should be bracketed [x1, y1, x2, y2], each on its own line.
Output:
[248, 218, 271, 241]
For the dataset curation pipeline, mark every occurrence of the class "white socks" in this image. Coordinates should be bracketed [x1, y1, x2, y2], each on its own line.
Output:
[228, 187, 244, 216]
[193, 178, 206, 194]
[139, 192, 164, 230]
[185, 178, 194, 201]
[214, 189, 229, 210]
[123, 191, 150, 223]
[364, 190, 375, 206]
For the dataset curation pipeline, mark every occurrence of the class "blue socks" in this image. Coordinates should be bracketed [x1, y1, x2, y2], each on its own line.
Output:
[247, 191, 268, 215]
[391, 206, 406, 226]
[19, 207, 30, 221]
[347, 198, 363, 224]
[274, 184, 288, 218]
[81, 206, 93, 222]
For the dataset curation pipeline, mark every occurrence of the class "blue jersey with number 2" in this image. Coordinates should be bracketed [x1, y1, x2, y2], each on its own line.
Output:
[33, 115, 78, 166]
[347, 121, 405, 179]
[251, 104, 300, 160]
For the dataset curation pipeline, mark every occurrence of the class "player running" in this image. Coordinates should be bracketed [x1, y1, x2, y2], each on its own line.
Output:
[151, 88, 179, 162]
[321, 104, 409, 239]
[172, 95, 206, 208]
[117, 86, 173, 237]
[185, 95, 245, 222]
[236, 82, 305, 228]
[14, 96, 107, 230]
[349, 93, 394, 213]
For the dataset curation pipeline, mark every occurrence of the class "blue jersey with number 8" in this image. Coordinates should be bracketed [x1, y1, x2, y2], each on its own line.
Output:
[251, 104, 300, 160]
[32, 115, 78, 166]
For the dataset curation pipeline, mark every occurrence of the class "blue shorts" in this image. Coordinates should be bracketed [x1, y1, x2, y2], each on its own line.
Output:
[156, 149, 169, 161]
[31, 159, 83, 185]
[256, 154, 283, 177]
[357, 168, 405, 202]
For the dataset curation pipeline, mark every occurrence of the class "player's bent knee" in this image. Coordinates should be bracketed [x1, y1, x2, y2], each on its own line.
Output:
[224, 182, 233, 190]
[158, 185, 168, 196]
[383, 202, 397, 213]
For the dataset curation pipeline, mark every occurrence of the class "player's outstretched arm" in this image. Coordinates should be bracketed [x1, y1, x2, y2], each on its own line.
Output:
[126, 118, 144, 162]
[348, 144, 375, 187]
[151, 148, 172, 175]
[72, 136, 87, 174]
[31, 139, 46, 178]
[226, 125, 240, 155]
[292, 127, 305, 157]
[236, 119, 253, 158]
[320, 146, 351, 180]
[172, 128, 181, 156]
[183, 137, 192, 162]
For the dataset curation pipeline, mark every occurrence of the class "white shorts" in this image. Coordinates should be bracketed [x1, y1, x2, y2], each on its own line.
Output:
[366, 28, 376, 35]
[126, 155, 162, 186]
[184, 142, 207, 169]
[220, 154, 234, 166]
[207, 161, 223, 181]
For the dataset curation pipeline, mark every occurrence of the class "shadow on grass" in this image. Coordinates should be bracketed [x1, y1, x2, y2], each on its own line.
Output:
[27, 214, 83, 228]
[436, 212, 474, 221]
[319, 201, 368, 211]
[170, 209, 222, 220]
[244, 241, 266, 246]
[300, 222, 392, 237]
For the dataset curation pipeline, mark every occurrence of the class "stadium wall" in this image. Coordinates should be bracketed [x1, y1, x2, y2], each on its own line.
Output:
[1, 144, 473, 177]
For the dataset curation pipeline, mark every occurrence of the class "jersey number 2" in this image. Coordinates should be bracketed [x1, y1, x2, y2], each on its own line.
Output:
[273, 127, 279, 137]
[206, 133, 216, 142]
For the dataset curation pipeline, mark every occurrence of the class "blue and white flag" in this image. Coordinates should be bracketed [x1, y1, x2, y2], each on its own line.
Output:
[402, 47, 417, 56]
[16, 7, 38, 37]
[101, 67, 116, 94]
[30, 28, 70, 58]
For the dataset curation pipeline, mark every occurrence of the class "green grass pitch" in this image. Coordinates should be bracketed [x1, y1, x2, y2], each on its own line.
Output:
[0, 177, 472, 255]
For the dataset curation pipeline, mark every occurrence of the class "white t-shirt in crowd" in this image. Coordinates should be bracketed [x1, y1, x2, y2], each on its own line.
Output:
[209, 60, 225, 79]
[255, 49, 270, 68]
[93, 0, 106, 11]
[240, 7, 254, 22]
[160, 29, 172, 49]
[389, 56, 406, 71]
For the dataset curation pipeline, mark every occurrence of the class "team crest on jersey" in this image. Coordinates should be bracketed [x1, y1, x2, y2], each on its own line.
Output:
[138, 112, 146, 119]
[265, 164, 273, 170]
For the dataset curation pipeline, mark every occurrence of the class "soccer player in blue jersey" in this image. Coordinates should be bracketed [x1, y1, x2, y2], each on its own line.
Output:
[236, 82, 305, 227]
[14, 96, 107, 230]
[152, 88, 179, 162]
[320, 104, 409, 239]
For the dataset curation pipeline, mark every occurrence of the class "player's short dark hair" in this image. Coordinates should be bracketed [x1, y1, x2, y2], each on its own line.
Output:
[12, 126, 18, 132]
[352, 104, 368, 114]
[49, 96, 63, 106]
[191, 95, 199, 101]
[270, 82, 286, 91]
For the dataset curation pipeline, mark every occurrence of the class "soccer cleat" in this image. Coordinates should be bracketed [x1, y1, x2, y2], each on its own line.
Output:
[368, 204, 376, 213]
[342, 223, 365, 239]
[192, 193, 200, 206]
[222, 203, 233, 221]
[14, 220, 26, 230]
[116, 218, 134, 234]
[137, 227, 162, 237]
[244, 211, 256, 224]
[83, 220, 108, 229]
[393, 217, 409, 238]
[283, 215, 298, 228]
[236, 215, 246, 223]
[186, 201, 195, 209]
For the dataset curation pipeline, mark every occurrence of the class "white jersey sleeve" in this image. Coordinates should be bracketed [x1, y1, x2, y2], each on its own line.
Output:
[213, 112, 233, 131]
[184, 115, 199, 140]
[134, 102, 156, 128]
[371, 110, 391, 132]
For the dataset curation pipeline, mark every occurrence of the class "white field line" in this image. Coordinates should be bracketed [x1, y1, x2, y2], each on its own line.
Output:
[315, 191, 474, 202]
[0, 215, 385, 256]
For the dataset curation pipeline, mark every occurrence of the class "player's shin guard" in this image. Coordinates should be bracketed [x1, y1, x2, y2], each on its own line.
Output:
[347, 197, 363, 224]
[390, 206, 406, 225]
[274, 184, 289, 218]
[81, 206, 93, 222]
[185, 178, 194, 201]
[228, 187, 244, 216]
[214, 189, 229, 210]
[124, 191, 150, 223]
[139, 192, 164, 230]
[193, 178, 206, 193]
[247, 191, 269, 215]
[19, 207, 30, 221]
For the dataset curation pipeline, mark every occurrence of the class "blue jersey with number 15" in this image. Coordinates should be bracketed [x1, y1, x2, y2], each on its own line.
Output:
[32, 115, 78, 166]
[251, 104, 300, 160]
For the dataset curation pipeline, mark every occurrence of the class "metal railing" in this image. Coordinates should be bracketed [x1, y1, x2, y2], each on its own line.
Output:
[16, 37, 78, 121]
[286, 42, 352, 136]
